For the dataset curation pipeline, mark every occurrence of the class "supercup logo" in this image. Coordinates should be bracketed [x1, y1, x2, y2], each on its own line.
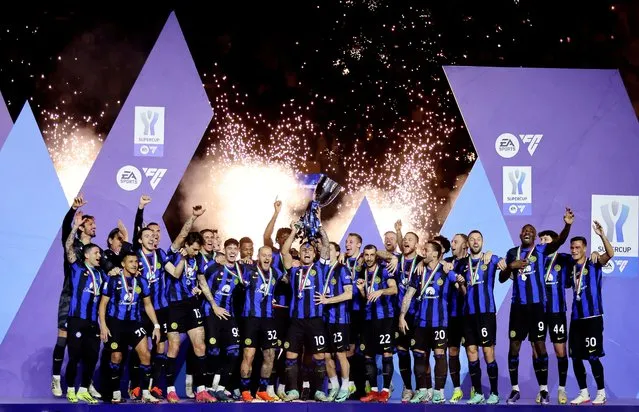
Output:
[591, 195, 639, 277]
[600, 201, 630, 243]
[508, 168, 526, 195]
[502, 166, 532, 216]
[134, 106, 165, 157]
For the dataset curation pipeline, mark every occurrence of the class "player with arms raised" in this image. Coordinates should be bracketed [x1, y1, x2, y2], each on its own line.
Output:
[568, 221, 612, 406]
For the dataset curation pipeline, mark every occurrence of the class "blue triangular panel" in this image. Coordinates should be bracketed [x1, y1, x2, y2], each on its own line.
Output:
[339, 197, 384, 249]
[0, 92, 12, 149]
[439, 158, 515, 391]
[0, 103, 68, 343]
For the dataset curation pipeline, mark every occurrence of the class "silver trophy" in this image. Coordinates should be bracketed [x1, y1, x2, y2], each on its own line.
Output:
[296, 175, 343, 240]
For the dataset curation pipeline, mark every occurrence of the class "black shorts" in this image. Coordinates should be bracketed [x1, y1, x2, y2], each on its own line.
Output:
[284, 318, 328, 355]
[509, 303, 546, 342]
[350, 310, 365, 347]
[243, 317, 279, 350]
[395, 313, 415, 350]
[105, 318, 147, 352]
[327, 323, 350, 353]
[412, 326, 447, 351]
[569, 316, 605, 359]
[66, 317, 100, 355]
[168, 298, 204, 333]
[546, 312, 568, 344]
[361, 318, 394, 356]
[57, 282, 72, 330]
[448, 316, 464, 348]
[274, 307, 289, 348]
[205, 316, 240, 349]
[142, 307, 169, 342]
[463, 313, 497, 347]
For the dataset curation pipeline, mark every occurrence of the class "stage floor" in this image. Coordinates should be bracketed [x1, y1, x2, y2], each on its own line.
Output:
[2, 399, 639, 412]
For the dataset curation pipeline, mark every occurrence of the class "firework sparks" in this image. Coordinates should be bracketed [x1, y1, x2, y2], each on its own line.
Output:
[41, 109, 102, 203]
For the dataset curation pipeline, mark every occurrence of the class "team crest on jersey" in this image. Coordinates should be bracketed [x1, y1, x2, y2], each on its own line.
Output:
[331, 278, 337, 285]
[410, 339, 416, 346]
[554, 264, 561, 271]
[234, 278, 239, 285]
[271, 279, 276, 285]
[284, 342, 290, 349]
[171, 322, 178, 330]
[583, 269, 589, 275]
[509, 330, 516, 338]
[245, 338, 252, 345]
[110, 342, 118, 350]
[310, 269, 316, 276]
[373, 277, 379, 284]
[395, 332, 399, 338]
[437, 278, 444, 286]
[75, 331, 82, 338]
[209, 337, 216, 345]
[481, 264, 488, 271]
[277, 339, 282, 347]
[529, 255, 537, 262]
[135, 286, 141, 293]
[360, 344, 366, 351]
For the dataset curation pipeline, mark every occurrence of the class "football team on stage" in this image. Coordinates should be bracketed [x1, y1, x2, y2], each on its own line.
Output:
[50, 194, 610, 405]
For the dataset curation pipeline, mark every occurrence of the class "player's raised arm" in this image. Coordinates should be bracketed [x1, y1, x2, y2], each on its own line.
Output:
[592, 220, 614, 266]
[263, 200, 282, 248]
[170, 205, 205, 252]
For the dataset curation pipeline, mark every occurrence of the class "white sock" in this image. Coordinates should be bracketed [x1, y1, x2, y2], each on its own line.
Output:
[78, 387, 88, 394]
[267, 384, 275, 393]
[142, 389, 150, 396]
[512, 385, 520, 392]
[186, 374, 193, 383]
[382, 388, 389, 393]
[302, 381, 310, 389]
[580, 388, 589, 396]
[329, 376, 339, 389]
[167, 386, 176, 393]
[454, 386, 460, 391]
[371, 386, 378, 392]
[597, 389, 606, 396]
[212, 374, 221, 390]
[197, 385, 206, 393]
[540, 385, 548, 392]
[53, 375, 61, 380]
[278, 384, 286, 393]
[558, 386, 565, 392]
[340, 379, 350, 391]
[113, 390, 121, 400]
[68, 388, 76, 395]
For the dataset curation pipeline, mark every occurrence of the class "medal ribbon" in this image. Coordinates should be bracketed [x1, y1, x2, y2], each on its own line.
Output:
[120, 273, 137, 309]
[573, 261, 587, 298]
[185, 257, 199, 280]
[298, 264, 314, 297]
[85, 264, 101, 296]
[223, 262, 243, 284]
[323, 262, 338, 296]
[256, 265, 273, 296]
[516, 245, 535, 275]
[544, 252, 558, 282]
[419, 262, 440, 298]
[346, 253, 361, 277]
[400, 255, 417, 285]
[468, 254, 483, 286]
[140, 249, 157, 278]
[365, 265, 380, 295]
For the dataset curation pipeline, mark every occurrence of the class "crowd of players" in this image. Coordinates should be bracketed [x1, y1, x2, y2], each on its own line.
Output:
[49, 194, 611, 405]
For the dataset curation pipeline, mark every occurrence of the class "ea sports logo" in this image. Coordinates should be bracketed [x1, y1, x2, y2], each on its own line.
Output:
[116, 165, 142, 191]
[495, 133, 520, 158]
[602, 260, 614, 275]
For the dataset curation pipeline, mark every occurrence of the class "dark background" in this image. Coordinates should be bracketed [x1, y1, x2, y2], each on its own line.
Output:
[0, 1, 633, 235]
